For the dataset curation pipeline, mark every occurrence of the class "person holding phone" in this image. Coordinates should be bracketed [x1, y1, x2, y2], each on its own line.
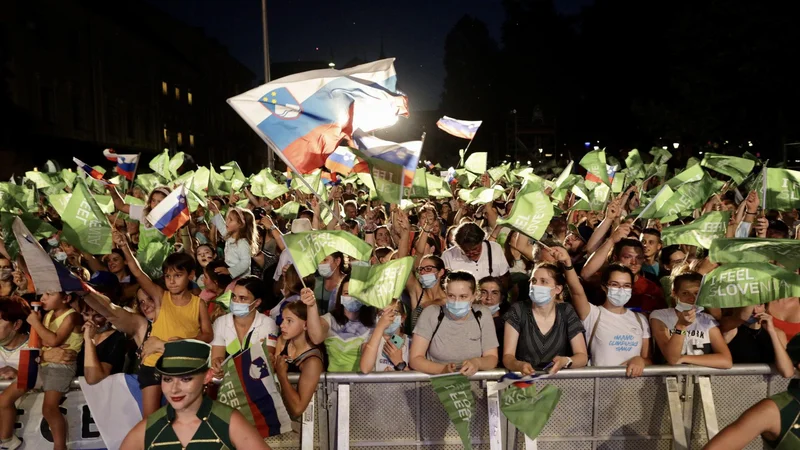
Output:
[724, 304, 794, 377]
[360, 301, 411, 372]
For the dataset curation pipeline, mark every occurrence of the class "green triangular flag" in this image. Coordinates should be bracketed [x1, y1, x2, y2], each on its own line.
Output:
[500, 383, 562, 441]
[60, 178, 113, 254]
[579, 149, 611, 186]
[624, 149, 646, 180]
[430, 374, 474, 450]
[404, 169, 429, 199]
[349, 257, 415, 308]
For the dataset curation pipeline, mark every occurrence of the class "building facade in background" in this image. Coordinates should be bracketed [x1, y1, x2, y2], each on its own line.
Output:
[0, 0, 261, 177]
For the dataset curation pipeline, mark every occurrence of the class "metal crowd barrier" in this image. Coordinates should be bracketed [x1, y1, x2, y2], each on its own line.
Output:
[1, 365, 790, 450]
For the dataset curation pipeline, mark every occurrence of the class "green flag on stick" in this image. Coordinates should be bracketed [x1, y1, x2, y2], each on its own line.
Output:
[250, 169, 289, 200]
[274, 201, 300, 221]
[500, 383, 562, 441]
[427, 174, 453, 198]
[579, 149, 611, 186]
[488, 163, 512, 183]
[497, 190, 554, 240]
[458, 186, 504, 205]
[349, 257, 415, 308]
[464, 152, 487, 175]
[284, 230, 372, 277]
[666, 164, 705, 190]
[149, 149, 172, 181]
[698, 262, 800, 309]
[221, 161, 248, 193]
[0, 213, 57, 260]
[430, 374, 474, 450]
[632, 185, 674, 220]
[553, 161, 574, 189]
[657, 174, 720, 219]
[709, 238, 800, 272]
[136, 173, 163, 193]
[649, 147, 673, 165]
[755, 167, 800, 211]
[404, 169, 429, 199]
[624, 149, 646, 180]
[60, 179, 113, 255]
[701, 153, 755, 185]
[660, 211, 731, 249]
[137, 227, 171, 279]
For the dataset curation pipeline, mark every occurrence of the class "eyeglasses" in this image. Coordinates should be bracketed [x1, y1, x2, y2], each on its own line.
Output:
[417, 265, 438, 274]
[607, 282, 633, 289]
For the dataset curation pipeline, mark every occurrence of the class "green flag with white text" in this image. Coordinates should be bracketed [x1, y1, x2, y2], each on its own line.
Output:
[284, 230, 372, 277]
[657, 174, 720, 219]
[430, 374, 474, 450]
[701, 153, 755, 184]
[488, 163, 511, 183]
[497, 190, 554, 240]
[709, 238, 800, 272]
[579, 149, 610, 186]
[625, 149, 646, 180]
[500, 384, 562, 441]
[349, 257, 414, 308]
[698, 262, 800, 309]
[666, 164, 705, 190]
[60, 179, 113, 255]
[660, 211, 731, 249]
[756, 167, 800, 211]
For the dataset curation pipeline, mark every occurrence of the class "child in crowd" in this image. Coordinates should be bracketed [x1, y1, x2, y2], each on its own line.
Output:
[209, 202, 258, 279]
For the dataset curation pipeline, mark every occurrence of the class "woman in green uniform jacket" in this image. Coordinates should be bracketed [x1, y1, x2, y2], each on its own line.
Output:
[704, 331, 798, 450]
[120, 339, 270, 450]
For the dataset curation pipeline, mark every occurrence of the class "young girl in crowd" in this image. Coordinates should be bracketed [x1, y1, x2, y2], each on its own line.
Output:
[479, 276, 508, 361]
[304, 275, 376, 372]
[202, 260, 234, 322]
[115, 230, 213, 416]
[360, 300, 411, 373]
[0, 296, 31, 450]
[410, 271, 499, 376]
[407, 255, 447, 330]
[274, 302, 323, 418]
[194, 243, 217, 289]
[270, 265, 315, 326]
[107, 185, 171, 229]
[314, 252, 345, 314]
[27, 291, 83, 450]
[209, 203, 258, 279]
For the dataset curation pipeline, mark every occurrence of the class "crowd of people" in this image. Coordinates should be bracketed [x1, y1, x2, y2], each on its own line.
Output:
[0, 157, 797, 450]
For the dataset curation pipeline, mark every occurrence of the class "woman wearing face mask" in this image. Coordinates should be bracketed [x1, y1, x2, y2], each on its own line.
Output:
[304, 275, 377, 372]
[407, 255, 447, 331]
[314, 252, 344, 314]
[566, 251, 652, 377]
[0, 258, 15, 297]
[479, 276, 507, 363]
[211, 276, 279, 377]
[503, 260, 588, 375]
[269, 265, 315, 326]
[77, 303, 127, 385]
[0, 296, 32, 450]
[410, 271, 498, 376]
[360, 301, 411, 373]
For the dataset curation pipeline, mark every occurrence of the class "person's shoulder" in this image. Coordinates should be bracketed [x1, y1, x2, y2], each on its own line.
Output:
[649, 308, 673, 321]
[557, 302, 578, 315]
[473, 304, 491, 318]
[697, 311, 718, 327]
[441, 246, 458, 259]
[418, 305, 443, 321]
[210, 398, 236, 420]
[488, 240, 504, 253]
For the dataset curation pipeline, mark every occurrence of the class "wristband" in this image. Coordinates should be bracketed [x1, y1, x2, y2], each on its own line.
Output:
[394, 361, 407, 371]
[563, 265, 575, 271]
[673, 328, 688, 336]
[746, 210, 757, 215]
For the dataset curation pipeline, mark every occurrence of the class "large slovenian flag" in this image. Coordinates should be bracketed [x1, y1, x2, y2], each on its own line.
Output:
[217, 340, 292, 437]
[103, 149, 140, 181]
[325, 146, 358, 175]
[146, 184, 191, 238]
[437, 116, 482, 140]
[227, 58, 408, 174]
[80, 374, 144, 450]
[73, 157, 111, 185]
[12, 217, 86, 390]
[350, 130, 422, 186]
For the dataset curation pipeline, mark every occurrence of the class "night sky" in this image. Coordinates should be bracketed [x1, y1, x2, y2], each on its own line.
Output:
[148, 0, 592, 112]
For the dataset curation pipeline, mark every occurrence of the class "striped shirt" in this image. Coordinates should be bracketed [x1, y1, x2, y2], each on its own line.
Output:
[503, 302, 584, 370]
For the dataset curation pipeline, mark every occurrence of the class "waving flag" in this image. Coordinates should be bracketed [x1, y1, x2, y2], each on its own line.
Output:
[437, 116, 482, 140]
[103, 149, 140, 181]
[146, 184, 190, 238]
[12, 217, 85, 295]
[217, 340, 292, 437]
[698, 262, 800, 309]
[579, 149, 613, 186]
[351, 130, 422, 186]
[80, 374, 144, 449]
[284, 230, 373, 277]
[228, 59, 408, 174]
[73, 158, 111, 185]
[349, 257, 415, 308]
[430, 374, 475, 449]
[325, 146, 358, 175]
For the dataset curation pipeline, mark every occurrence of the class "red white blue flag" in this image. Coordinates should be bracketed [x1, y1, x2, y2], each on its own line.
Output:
[437, 116, 482, 140]
[227, 59, 408, 174]
[103, 149, 140, 181]
[73, 157, 111, 185]
[324, 146, 358, 175]
[145, 184, 190, 238]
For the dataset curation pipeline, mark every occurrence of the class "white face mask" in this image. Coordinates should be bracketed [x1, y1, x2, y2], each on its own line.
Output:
[607, 287, 632, 307]
[675, 301, 704, 314]
[529, 285, 553, 306]
[318, 263, 334, 278]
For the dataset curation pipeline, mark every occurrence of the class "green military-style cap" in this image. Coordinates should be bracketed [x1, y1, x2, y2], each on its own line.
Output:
[155, 339, 211, 376]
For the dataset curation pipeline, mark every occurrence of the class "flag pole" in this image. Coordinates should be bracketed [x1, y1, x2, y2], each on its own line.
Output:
[759, 160, 769, 214]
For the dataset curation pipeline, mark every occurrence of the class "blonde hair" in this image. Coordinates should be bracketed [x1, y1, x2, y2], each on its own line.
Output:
[227, 207, 259, 256]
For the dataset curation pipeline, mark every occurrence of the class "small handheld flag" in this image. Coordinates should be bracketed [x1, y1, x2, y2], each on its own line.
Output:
[103, 149, 140, 181]
[73, 157, 111, 185]
[146, 184, 191, 238]
[17, 302, 40, 390]
[436, 116, 482, 140]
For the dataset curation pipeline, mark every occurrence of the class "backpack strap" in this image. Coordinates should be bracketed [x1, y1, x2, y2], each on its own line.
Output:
[485, 240, 493, 276]
[633, 311, 644, 333]
[426, 307, 447, 359]
[588, 308, 602, 355]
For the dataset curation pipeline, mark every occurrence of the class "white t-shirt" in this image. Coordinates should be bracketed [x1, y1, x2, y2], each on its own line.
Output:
[650, 308, 719, 356]
[364, 332, 411, 372]
[0, 339, 29, 370]
[128, 205, 148, 225]
[211, 313, 278, 355]
[582, 304, 650, 366]
[442, 241, 509, 281]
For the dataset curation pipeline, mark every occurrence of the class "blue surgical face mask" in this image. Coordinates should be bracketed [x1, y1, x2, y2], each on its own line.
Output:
[487, 303, 501, 315]
[318, 263, 334, 278]
[230, 301, 254, 317]
[607, 287, 632, 307]
[446, 300, 472, 318]
[54, 251, 68, 263]
[195, 232, 209, 245]
[47, 237, 59, 247]
[529, 284, 553, 306]
[341, 295, 363, 313]
[419, 273, 438, 289]
[384, 315, 401, 335]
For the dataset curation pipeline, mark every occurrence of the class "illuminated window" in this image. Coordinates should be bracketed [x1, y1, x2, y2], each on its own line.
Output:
[177, 132, 183, 146]
[188, 91, 193, 106]
[189, 134, 195, 147]
[162, 81, 168, 95]
[163, 127, 169, 143]
[175, 87, 180, 100]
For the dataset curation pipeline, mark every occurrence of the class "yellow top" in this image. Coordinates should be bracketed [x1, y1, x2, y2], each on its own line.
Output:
[143, 292, 202, 367]
[42, 309, 82, 365]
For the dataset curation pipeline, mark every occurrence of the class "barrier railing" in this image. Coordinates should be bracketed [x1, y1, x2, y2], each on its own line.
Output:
[1, 365, 790, 450]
